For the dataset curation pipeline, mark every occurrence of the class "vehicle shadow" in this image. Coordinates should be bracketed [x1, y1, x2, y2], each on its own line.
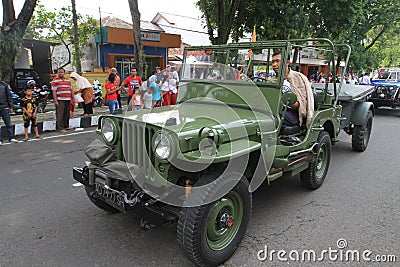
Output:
[374, 107, 400, 117]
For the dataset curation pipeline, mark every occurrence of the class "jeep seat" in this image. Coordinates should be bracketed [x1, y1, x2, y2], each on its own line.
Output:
[281, 125, 301, 135]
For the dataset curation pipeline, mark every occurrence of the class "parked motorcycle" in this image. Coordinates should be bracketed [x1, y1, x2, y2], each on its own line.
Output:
[10, 89, 22, 115]
[27, 80, 50, 113]
[93, 80, 103, 107]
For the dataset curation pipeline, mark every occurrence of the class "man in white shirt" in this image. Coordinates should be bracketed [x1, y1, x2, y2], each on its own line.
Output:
[360, 72, 371, 85]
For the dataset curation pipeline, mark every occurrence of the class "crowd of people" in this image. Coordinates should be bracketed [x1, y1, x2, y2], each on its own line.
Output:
[309, 70, 377, 85]
[0, 60, 380, 143]
[104, 65, 179, 114]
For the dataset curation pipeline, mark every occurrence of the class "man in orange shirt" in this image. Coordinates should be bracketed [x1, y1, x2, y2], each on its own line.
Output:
[122, 67, 142, 107]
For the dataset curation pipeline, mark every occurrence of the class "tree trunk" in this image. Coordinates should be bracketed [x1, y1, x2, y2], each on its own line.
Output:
[128, 0, 144, 77]
[198, 0, 243, 45]
[0, 0, 37, 81]
[71, 0, 82, 74]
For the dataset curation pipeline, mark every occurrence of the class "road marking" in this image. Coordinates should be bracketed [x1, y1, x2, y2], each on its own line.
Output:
[0, 129, 96, 145]
[73, 182, 83, 187]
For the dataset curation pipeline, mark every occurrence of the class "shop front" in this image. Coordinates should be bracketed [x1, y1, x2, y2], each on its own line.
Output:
[95, 23, 181, 80]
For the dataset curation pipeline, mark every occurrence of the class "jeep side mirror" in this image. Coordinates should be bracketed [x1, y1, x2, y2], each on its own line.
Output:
[281, 91, 297, 107]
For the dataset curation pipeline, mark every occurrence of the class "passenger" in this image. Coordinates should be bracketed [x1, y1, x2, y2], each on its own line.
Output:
[271, 50, 314, 128]
[211, 63, 223, 79]
[253, 72, 265, 82]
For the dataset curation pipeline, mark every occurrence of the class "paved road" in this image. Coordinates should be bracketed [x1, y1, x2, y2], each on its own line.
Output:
[0, 108, 399, 266]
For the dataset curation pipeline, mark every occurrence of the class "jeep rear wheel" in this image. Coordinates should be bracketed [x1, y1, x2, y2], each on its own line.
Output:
[84, 186, 120, 213]
[177, 174, 251, 267]
[300, 131, 331, 190]
[352, 110, 373, 152]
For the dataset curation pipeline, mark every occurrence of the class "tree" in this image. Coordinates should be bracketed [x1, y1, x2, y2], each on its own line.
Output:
[128, 0, 145, 76]
[0, 0, 37, 81]
[308, 0, 400, 69]
[197, 0, 245, 45]
[25, 4, 98, 70]
[71, 0, 81, 74]
[197, 0, 400, 70]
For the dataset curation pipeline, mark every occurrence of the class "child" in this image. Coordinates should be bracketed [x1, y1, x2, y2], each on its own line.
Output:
[161, 75, 171, 106]
[132, 87, 142, 110]
[143, 87, 154, 109]
[22, 87, 41, 141]
[169, 78, 178, 105]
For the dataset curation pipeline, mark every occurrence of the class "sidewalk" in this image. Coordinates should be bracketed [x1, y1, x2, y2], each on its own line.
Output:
[0, 101, 112, 137]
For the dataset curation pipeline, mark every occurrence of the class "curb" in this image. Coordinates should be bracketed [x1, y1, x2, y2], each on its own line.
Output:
[1, 116, 100, 137]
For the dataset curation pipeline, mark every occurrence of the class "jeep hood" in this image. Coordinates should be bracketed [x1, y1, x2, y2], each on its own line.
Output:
[114, 102, 276, 139]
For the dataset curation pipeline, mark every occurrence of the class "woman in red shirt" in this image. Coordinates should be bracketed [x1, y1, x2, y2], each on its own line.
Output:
[105, 73, 120, 114]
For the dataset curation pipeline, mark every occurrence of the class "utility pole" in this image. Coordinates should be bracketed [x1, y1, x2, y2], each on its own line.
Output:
[99, 7, 105, 72]
[71, 0, 82, 74]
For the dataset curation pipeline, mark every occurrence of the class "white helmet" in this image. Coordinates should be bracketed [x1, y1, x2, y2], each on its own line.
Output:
[27, 80, 36, 88]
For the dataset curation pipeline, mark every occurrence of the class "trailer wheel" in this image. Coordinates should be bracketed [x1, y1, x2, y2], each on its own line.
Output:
[300, 131, 331, 190]
[352, 110, 373, 152]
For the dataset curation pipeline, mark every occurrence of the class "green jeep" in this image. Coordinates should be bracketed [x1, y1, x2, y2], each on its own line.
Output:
[73, 39, 374, 266]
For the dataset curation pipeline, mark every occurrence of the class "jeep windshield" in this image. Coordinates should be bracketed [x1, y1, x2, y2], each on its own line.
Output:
[181, 47, 280, 86]
[385, 69, 400, 82]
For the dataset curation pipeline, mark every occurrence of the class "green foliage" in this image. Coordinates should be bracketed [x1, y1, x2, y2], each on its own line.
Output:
[197, 0, 400, 70]
[196, 0, 244, 44]
[0, 30, 23, 71]
[25, 4, 98, 60]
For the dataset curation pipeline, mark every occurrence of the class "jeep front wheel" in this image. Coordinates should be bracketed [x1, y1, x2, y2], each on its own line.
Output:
[300, 131, 331, 190]
[352, 110, 373, 152]
[177, 174, 251, 267]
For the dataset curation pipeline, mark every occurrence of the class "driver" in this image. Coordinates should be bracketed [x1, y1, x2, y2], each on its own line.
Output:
[271, 50, 314, 128]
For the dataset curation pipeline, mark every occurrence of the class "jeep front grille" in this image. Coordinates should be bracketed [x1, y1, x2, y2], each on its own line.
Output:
[122, 121, 156, 179]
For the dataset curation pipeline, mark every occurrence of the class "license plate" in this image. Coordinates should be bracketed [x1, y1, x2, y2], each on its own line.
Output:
[95, 183, 125, 211]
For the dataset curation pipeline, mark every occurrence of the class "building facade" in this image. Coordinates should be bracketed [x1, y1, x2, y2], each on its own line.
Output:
[96, 17, 181, 79]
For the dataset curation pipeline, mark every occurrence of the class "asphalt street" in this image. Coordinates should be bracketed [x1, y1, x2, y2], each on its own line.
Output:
[0, 108, 399, 266]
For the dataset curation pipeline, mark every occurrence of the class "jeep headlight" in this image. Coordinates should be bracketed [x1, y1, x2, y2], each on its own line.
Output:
[154, 133, 171, 159]
[102, 119, 116, 144]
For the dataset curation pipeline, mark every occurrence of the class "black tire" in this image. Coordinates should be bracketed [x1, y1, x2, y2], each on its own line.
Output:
[177, 174, 251, 267]
[93, 98, 102, 107]
[84, 186, 120, 213]
[352, 110, 373, 152]
[300, 131, 331, 190]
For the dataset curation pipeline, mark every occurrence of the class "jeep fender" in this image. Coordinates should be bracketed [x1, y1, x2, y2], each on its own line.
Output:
[350, 102, 374, 126]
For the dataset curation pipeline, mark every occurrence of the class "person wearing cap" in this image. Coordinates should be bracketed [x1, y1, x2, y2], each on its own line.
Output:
[21, 86, 41, 141]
